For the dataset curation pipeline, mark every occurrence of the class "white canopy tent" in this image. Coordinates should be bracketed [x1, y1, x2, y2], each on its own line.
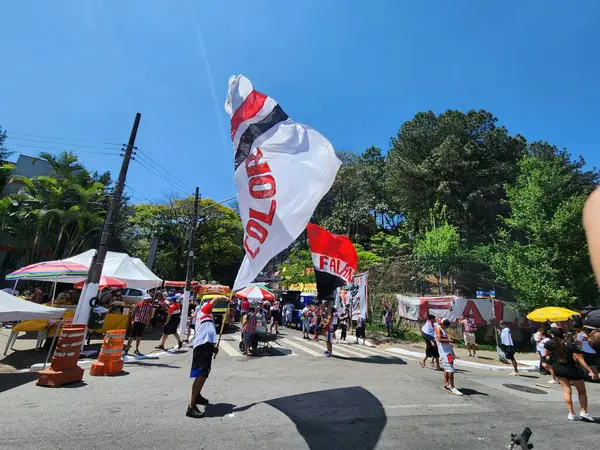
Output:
[63, 250, 162, 290]
[0, 289, 65, 322]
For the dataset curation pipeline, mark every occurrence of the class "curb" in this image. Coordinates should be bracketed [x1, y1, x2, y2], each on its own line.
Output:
[387, 347, 538, 372]
[24, 346, 189, 373]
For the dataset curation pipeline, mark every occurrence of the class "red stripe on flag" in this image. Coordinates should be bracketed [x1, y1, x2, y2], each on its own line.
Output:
[230, 90, 268, 140]
[307, 223, 358, 270]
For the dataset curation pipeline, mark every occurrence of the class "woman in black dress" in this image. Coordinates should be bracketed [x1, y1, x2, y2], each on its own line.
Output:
[544, 328, 598, 421]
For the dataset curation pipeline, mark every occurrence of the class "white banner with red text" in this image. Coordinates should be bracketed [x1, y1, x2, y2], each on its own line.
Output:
[226, 75, 341, 291]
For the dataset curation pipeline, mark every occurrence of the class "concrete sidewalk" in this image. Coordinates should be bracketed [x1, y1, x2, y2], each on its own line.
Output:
[0, 324, 195, 373]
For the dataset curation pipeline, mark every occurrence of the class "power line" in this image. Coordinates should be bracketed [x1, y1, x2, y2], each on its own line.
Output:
[10, 143, 122, 156]
[7, 132, 122, 147]
[132, 152, 195, 194]
[7, 136, 123, 151]
[124, 184, 145, 203]
[135, 148, 195, 192]
[133, 157, 193, 194]
[132, 158, 192, 196]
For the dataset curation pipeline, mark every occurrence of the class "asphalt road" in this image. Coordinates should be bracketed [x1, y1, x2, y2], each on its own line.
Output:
[1, 327, 599, 449]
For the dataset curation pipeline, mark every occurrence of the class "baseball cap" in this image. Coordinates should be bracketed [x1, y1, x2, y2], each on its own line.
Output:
[142, 294, 152, 301]
[550, 327, 565, 339]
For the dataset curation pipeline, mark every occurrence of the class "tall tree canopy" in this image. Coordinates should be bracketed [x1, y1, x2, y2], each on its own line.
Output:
[124, 197, 243, 286]
[387, 110, 526, 244]
[490, 151, 599, 311]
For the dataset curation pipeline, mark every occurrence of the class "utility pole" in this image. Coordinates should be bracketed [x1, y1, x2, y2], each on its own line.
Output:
[74, 113, 141, 327]
[179, 186, 200, 336]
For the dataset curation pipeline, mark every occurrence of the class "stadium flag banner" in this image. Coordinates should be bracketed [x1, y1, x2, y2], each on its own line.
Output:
[225, 75, 341, 291]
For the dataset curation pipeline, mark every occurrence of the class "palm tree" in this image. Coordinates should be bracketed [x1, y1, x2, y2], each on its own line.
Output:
[9, 151, 109, 262]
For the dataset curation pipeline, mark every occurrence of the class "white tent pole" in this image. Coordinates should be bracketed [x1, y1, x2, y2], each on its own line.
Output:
[51, 281, 58, 306]
[43, 320, 61, 369]
[13, 279, 18, 294]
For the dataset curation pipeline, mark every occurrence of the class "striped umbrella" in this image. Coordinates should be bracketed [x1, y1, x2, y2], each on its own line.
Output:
[6, 261, 89, 282]
[235, 285, 275, 302]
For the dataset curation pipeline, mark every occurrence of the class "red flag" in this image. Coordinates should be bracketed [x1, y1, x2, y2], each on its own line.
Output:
[307, 223, 358, 298]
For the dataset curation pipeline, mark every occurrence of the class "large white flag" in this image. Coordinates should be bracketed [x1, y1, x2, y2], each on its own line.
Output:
[225, 75, 341, 291]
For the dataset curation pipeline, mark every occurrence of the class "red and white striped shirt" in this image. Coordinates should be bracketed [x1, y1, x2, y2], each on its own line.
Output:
[133, 302, 153, 325]
[244, 312, 257, 334]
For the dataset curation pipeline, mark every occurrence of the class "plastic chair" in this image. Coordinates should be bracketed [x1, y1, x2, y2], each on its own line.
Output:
[3, 320, 49, 355]
[46, 311, 75, 338]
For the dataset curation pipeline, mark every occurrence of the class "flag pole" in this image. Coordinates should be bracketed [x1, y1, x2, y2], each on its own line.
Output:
[214, 290, 234, 359]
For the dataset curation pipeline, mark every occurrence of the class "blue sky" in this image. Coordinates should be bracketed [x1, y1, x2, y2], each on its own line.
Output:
[1, 1, 599, 204]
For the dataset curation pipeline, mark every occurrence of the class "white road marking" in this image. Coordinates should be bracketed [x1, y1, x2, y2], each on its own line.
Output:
[218, 340, 239, 356]
[289, 337, 357, 358]
[281, 338, 322, 356]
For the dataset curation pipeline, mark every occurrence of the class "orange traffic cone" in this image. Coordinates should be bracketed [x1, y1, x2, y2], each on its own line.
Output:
[89, 329, 125, 376]
[37, 324, 86, 387]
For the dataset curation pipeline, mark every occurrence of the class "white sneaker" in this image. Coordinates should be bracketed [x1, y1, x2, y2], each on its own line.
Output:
[450, 387, 463, 396]
[579, 411, 595, 421]
[567, 413, 579, 421]
[548, 379, 559, 384]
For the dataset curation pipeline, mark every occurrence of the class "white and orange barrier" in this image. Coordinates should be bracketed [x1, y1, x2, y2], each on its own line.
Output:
[89, 329, 125, 376]
[37, 323, 86, 387]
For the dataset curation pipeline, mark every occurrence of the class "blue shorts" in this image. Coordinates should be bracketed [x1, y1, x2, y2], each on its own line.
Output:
[302, 321, 310, 332]
[190, 343, 213, 378]
[327, 331, 334, 342]
[243, 332, 254, 345]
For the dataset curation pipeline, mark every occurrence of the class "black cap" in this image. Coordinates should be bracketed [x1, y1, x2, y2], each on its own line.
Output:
[442, 319, 451, 326]
[550, 327, 565, 339]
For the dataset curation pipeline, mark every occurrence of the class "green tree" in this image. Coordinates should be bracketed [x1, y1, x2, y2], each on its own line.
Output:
[0, 126, 13, 160]
[386, 110, 526, 244]
[125, 196, 243, 285]
[280, 248, 314, 287]
[490, 152, 599, 312]
[369, 227, 411, 259]
[413, 204, 463, 293]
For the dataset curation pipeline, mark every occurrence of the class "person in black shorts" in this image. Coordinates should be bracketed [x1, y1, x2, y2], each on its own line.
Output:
[544, 327, 598, 421]
[187, 296, 220, 418]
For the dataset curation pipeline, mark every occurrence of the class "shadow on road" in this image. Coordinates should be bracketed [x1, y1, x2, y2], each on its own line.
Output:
[124, 361, 181, 369]
[62, 381, 88, 389]
[266, 386, 387, 450]
[459, 388, 489, 396]
[0, 372, 38, 393]
[203, 402, 257, 418]
[331, 354, 407, 365]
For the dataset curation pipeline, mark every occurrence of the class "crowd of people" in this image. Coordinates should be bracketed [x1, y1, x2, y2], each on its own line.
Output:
[420, 312, 599, 419]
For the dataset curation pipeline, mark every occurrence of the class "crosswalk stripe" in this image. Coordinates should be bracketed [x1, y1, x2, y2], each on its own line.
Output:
[218, 339, 239, 356]
[289, 337, 358, 358]
[281, 338, 322, 356]
[331, 341, 416, 361]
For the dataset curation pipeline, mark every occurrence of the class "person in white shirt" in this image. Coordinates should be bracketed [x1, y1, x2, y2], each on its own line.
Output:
[301, 305, 310, 339]
[499, 321, 519, 375]
[187, 296, 219, 419]
[421, 315, 440, 370]
[284, 302, 293, 328]
[435, 319, 462, 396]
[574, 322, 599, 379]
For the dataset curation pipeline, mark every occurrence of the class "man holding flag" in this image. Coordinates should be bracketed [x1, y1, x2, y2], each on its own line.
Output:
[188, 74, 341, 413]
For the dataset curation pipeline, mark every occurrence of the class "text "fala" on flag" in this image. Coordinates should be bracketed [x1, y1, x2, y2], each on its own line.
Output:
[307, 223, 358, 299]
